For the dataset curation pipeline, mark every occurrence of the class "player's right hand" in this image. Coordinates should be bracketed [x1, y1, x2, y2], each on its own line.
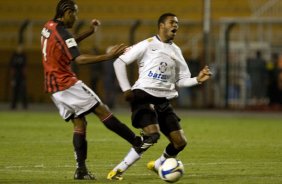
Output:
[123, 90, 134, 102]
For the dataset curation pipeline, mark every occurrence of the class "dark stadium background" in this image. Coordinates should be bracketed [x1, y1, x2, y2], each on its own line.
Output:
[0, 0, 281, 110]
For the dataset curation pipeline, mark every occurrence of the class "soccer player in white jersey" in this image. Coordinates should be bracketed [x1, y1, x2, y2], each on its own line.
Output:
[107, 13, 212, 180]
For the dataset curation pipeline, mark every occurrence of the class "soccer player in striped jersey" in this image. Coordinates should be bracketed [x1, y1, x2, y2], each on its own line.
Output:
[41, 0, 141, 180]
[107, 13, 212, 180]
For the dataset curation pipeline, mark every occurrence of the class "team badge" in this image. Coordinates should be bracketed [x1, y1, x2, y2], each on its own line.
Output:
[159, 62, 168, 73]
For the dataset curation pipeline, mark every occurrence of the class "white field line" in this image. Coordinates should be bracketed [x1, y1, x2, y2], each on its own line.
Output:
[2, 161, 281, 170]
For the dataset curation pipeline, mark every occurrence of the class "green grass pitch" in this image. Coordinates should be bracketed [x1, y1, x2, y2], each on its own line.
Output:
[0, 110, 281, 184]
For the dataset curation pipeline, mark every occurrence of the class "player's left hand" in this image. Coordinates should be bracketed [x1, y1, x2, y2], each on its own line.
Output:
[107, 43, 128, 58]
[197, 65, 212, 84]
[90, 19, 101, 33]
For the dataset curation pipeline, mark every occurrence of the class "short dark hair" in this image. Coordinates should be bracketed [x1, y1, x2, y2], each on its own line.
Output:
[54, 0, 76, 19]
[157, 13, 176, 28]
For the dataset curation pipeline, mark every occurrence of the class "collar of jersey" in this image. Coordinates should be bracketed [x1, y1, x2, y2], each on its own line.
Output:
[155, 35, 173, 45]
[53, 19, 65, 26]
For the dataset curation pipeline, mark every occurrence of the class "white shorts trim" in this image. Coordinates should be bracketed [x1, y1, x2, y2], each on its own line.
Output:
[51, 80, 101, 120]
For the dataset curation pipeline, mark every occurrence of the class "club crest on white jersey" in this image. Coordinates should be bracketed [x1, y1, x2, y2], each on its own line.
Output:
[147, 62, 170, 81]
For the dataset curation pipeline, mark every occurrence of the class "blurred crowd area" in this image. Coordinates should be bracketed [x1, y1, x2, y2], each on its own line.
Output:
[0, 0, 281, 110]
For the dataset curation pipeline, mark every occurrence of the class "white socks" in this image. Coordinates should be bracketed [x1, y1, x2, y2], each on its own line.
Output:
[113, 147, 141, 172]
[112, 148, 176, 173]
[153, 154, 166, 170]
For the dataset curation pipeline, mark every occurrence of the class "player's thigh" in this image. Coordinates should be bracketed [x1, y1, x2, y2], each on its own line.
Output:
[52, 81, 101, 120]
[157, 107, 181, 136]
[91, 103, 112, 120]
[131, 103, 158, 129]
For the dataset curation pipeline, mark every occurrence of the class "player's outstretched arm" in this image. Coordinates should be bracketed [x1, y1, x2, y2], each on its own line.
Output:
[196, 65, 212, 84]
[75, 44, 127, 65]
[75, 19, 101, 43]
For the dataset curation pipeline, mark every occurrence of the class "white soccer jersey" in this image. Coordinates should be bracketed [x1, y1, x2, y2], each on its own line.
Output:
[118, 35, 197, 99]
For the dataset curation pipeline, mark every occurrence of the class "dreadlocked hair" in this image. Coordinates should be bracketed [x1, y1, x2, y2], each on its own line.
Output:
[54, 0, 76, 19]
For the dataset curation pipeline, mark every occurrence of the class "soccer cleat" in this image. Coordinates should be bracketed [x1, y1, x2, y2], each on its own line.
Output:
[107, 169, 124, 180]
[74, 167, 96, 180]
[147, 160, 158, 173]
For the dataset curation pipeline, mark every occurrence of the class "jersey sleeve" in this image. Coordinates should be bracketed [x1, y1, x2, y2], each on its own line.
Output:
[56, 25, 80, 60]
[175, 48, 191, 81]
[114, 58, 132, 91]
[119, 40, 147, 64]
[175, 48, 199, 87]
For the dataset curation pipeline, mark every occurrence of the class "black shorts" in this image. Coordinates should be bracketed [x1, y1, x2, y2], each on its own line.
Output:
[130, 89, 181, 136]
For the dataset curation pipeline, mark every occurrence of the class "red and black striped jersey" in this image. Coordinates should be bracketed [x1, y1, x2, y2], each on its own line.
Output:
[41, 19, 80, 93]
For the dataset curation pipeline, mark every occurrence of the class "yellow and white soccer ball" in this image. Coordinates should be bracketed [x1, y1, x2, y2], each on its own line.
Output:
[158, 158, 184, 183]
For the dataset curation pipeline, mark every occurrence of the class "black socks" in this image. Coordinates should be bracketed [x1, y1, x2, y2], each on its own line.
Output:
[103, 115, 137, 145]
[73, 133, 87, 168]
[165, 143, 185, 157]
